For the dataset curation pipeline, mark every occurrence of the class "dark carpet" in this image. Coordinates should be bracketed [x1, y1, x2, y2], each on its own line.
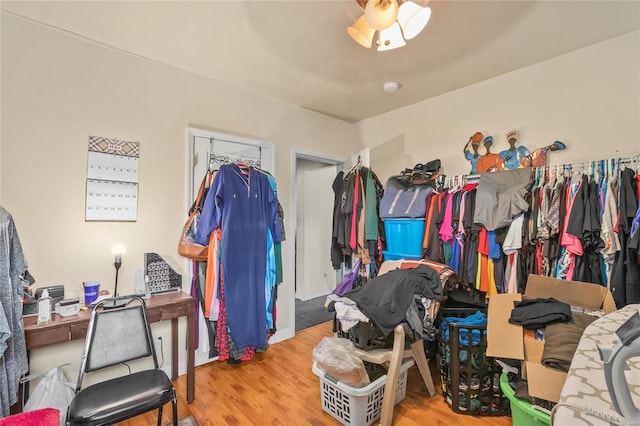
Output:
[295, 295, 334, 331]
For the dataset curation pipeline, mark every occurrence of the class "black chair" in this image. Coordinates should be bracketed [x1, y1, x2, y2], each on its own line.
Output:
[66, 296, 178, 426]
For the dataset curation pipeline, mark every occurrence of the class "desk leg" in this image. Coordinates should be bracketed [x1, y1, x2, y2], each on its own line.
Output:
[171, 318, 178, 382]
[186, 310, 195, 404]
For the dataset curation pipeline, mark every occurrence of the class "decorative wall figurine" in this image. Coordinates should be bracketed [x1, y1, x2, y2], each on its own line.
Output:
[500, 130, 531, 170]
[463, 131, 484, 174]
[526, 140, 567, 168]
[476, 136, 504, 173]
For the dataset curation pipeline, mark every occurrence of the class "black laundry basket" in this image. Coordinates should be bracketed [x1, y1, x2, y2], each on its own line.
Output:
[437, 308, 510, 416]
[333, 316, 394, 351]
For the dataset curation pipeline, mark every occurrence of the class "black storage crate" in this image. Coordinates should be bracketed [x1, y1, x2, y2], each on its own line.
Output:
[437, 308, 510, 416]
[333, 316, 394, 351]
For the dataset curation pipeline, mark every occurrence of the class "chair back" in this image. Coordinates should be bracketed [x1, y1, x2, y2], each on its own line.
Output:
[76, 296, 158, 392]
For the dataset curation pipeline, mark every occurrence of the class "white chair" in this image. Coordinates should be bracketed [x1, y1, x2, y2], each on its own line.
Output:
[352, 324, 436, 426]
[349, 258, 448, 426]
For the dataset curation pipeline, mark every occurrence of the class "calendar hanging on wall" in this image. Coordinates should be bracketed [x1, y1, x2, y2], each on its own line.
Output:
[85, 136, 140, 221]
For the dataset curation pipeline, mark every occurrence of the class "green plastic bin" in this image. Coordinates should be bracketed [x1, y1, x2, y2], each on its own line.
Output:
[499, 374, 551, 426]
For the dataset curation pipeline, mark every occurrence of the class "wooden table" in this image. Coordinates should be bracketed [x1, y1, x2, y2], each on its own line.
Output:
[23, 291, 197, 404]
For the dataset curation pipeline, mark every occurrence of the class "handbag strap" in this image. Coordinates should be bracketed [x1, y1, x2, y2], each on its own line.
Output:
[189, 171, 212, 215]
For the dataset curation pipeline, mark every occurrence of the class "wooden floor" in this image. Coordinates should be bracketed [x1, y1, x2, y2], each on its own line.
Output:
[120, 321, 512, 426]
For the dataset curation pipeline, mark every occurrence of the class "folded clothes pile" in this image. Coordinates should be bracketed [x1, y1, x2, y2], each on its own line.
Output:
[508, 297, 571, 329]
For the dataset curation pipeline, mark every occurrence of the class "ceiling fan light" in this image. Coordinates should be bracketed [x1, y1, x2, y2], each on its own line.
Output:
[397, 3, 431, 40]
[347, 15, 375, 48]
[364, 0, 399, 30]
[377, 21, 406, 51]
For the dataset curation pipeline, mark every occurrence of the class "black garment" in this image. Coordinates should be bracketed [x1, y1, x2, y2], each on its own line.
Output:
[424, 193, 444, 262]
[571, 176, 605, 284]
[462, 188, 478, 286]
[611, 168, 640, 307]
[330, 172, 346, 269]
[508, 297, 571, 329]
[345, 265, 442, 335]
[196, 261, 218, 358]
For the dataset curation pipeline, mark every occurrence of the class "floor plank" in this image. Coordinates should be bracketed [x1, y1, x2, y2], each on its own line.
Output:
[120, 321, 513, 425]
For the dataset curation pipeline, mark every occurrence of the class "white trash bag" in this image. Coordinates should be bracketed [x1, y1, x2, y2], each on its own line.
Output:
[22, 364, 77, 425]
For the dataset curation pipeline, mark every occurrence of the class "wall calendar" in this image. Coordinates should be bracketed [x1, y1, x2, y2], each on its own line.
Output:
[85, 136, 140, 221]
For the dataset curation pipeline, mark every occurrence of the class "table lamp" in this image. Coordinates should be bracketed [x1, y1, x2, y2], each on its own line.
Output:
[112, 244, 126, 297]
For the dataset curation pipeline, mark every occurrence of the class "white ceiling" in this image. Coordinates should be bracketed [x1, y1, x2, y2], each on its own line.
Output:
[3, 1, 639, 123]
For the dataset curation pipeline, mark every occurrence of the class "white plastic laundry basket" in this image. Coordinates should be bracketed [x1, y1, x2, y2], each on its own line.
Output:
[312, 359, 414, 426]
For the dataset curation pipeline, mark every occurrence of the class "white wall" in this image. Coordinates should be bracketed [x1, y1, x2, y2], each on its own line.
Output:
[364, 30, 640, 183]
[1, 14, 358, 376]
[295, 160, 337, 300]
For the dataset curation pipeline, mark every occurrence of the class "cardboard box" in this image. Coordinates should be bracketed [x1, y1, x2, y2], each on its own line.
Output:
[486, 274, 616, 403]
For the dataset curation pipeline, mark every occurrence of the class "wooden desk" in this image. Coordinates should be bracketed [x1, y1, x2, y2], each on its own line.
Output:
[23, 291, 196, 404]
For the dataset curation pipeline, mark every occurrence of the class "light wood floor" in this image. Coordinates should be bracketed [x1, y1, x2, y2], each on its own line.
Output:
[120, 321, 512, 426]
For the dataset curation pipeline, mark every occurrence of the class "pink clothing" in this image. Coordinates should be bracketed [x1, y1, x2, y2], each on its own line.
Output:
[439, 192, 455, 242]
[560, 182, 584, 256]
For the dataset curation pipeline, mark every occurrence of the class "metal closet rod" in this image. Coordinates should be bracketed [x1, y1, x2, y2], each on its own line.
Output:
[552, 154, 639, 171]
[444, 154, 639, 188]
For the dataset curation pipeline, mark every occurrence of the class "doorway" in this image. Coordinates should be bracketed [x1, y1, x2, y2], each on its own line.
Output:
[292, 149, 369, 332]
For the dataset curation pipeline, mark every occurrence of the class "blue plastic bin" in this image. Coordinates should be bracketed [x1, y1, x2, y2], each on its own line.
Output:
[383, 219, 425, 257]
[381, 250, 422, 261]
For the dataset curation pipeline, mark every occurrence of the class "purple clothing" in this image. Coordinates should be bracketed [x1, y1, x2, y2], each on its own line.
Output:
[195, 165, 281, 348]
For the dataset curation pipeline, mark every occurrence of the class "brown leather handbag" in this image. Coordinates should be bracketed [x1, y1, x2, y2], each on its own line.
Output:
[177, 171, 212, 261]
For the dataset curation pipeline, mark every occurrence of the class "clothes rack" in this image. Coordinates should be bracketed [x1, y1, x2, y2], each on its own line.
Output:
[444, 154, 639, 189]
[208, 152, 261, 169]
[206, 137, 262, 170]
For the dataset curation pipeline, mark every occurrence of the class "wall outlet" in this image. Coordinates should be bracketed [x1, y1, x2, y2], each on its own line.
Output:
[155, 336, 163, 351]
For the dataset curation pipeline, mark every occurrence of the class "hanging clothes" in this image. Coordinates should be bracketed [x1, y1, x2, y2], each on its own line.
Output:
[567, 175, 605, 284]
[331, 166, 384, 272]
[0, 207, 31, 416]
[611, 168, 640, 307]
[195, 164, 281, 350]
[331, 171, 346, 270]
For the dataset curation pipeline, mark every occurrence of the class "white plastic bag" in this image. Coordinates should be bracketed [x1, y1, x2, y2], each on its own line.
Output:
[312, 337, 370, 387]
[22, 364, 77, 425]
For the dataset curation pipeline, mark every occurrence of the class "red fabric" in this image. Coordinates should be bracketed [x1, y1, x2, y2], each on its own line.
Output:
[0, 408, 59, 426]
[478, 227, 489, 256]
[462, 183, 478, 191]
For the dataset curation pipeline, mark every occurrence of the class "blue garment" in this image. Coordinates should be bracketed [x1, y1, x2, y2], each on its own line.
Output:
[195, 165, 281, 348]
[264, 173, 279, 330]
[487, 230, 501, 260]
[450, 235, 460, 274]
[440, 311, 487, 346]
[631, 203, 640, 239]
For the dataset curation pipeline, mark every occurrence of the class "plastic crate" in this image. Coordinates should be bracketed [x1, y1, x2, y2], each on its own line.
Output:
[437, 308, 510, 416]
[383, 219, 425, 257]
[312, 359, 414, 426]
[381, 250, 422, 261]
[499, 374, 550, 426]
[334, 316, 394, 351]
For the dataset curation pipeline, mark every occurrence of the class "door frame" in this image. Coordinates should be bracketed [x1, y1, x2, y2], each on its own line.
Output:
[287, 149, 347, 338]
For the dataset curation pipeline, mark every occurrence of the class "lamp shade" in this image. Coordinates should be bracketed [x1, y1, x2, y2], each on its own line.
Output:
[347, 15, 375, 48]
[364, 0, 399, 30]
[397, 2, 431, 40]
[377, 21, 406, 51]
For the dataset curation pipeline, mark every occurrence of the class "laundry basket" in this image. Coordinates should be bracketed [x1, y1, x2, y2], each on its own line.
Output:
[437, 308, 510, 416]
[312, 360, 413, 426]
